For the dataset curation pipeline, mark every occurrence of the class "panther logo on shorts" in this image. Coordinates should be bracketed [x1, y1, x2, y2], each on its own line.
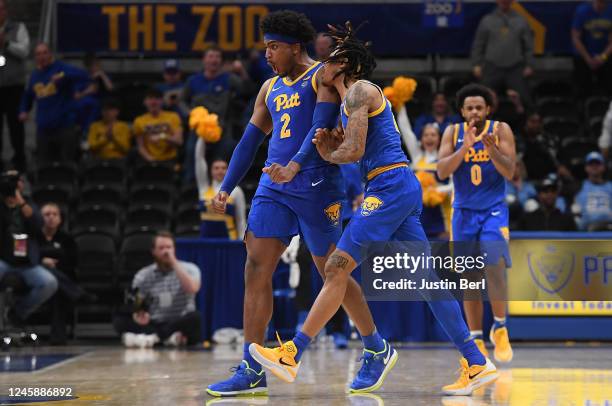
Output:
[324, 202, 341, 226]
[361, 196, 383, 216]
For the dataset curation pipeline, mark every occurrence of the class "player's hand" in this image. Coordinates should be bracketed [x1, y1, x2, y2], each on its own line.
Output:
[314, 127, 344, 160]
[472, 65, 482, 79]
[482, 127, 497, 150]
[463, 121, 477, 149]
[212, 191, 229, 214]
[262, 161, 300, 184]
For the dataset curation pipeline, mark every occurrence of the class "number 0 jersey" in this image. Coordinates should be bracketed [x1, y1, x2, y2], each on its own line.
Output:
[452, 120, 506, 210]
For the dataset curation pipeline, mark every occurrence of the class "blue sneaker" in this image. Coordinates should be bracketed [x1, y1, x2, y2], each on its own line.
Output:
[206, 361, 268, 397]
[350, 340, 398, 393]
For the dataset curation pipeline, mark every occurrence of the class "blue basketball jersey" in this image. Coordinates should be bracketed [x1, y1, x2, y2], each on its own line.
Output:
[452, 120, 506, 209]
[339, 81, 408, 181]
[264, 62, 328, 173]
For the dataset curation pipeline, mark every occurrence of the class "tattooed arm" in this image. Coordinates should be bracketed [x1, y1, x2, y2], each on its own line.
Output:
[327, 81, 375, 164]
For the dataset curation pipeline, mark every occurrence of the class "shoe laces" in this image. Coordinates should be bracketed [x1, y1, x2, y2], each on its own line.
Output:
[452, 358, 470, 385]
[229, 361, 248, 376]
[274, 331, 297, 365]
[356, 351, 376, 377]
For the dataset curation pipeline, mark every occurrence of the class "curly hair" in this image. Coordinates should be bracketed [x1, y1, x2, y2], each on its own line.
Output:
[456, 83, 494, 110]
[324, 21, 376, 81]
[260, 10, 317, 46]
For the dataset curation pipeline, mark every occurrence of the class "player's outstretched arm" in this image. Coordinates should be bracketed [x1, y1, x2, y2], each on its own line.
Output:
[212, 80, 273, 214]
[482, 121, 516, 180]
[264, 68, 340, 183]
[437, 123, 474, 180]
[326, 81, 372, 164]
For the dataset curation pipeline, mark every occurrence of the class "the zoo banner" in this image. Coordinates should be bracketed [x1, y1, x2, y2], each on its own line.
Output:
[508, 240, 612, 316]
[55, 1, 581, 57]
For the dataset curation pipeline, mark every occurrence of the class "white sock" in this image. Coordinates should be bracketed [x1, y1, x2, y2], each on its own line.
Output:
[470, 330, 484, 339]
[494, 317, 506, 323]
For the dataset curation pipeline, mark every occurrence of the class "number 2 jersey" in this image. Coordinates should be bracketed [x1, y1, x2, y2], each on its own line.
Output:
[452, 120, 506, 210]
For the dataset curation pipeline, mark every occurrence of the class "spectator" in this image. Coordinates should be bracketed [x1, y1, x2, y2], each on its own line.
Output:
[183, 47, 253, 182]
[195, 138, 245, 239]
[87, 99, 131, 160]
[37, 203, 95, 345]
[245, 48, 274, 86]
[519, 112, 559, 180]
[600, 100, 612, 159]
[471, 0, 534, 110]
[314, 32, 334, 60]
[397, 106, 452, 239]
[506, 160, 537, 208]
[133, 88, 183, 163]
[0, 172, 57, 326]
[0, 0, 29, 172]
[574, 151, 612, 230]
[413, 92, 461, 140]
[518, 178, 577, 231]
[19, 43, 89, 163]
[571, 0, 612, 96]
[155, 59, 187, 120]
[74, 53, 114, 138]
[113, 231, 202, 348]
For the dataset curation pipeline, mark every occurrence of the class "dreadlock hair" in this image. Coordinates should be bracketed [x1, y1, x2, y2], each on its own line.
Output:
[324, 21, 376, 82]
[260, 10, 317, 48]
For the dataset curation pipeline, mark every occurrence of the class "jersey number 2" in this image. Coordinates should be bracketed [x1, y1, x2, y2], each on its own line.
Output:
[471, 164, 482, 186]
[280, 113, 291, 139]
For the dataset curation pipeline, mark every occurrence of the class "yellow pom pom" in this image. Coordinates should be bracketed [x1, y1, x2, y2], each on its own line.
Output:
[191, 107, 222, 143]
[387, 76, 417, 111]
[415, 170, 436, 188]
[189, 106, 209, 129]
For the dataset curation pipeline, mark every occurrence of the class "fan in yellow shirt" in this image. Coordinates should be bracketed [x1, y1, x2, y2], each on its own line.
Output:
[133, 88, 183, 162]
[87, 99, 131, 159]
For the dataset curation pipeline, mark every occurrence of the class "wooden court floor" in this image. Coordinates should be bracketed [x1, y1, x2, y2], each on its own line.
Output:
[0, 342, 611, 405]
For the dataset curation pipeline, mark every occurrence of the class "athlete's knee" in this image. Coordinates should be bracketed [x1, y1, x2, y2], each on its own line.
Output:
[244, 257, 273, 287]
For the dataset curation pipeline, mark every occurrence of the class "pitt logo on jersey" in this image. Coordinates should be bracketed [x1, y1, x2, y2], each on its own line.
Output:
[361, 196, 384, 216]
[464, 148, 491, 163]
[324, 202, 341, 226]
[34, 82, 58, 98]
[273, 93, 301, 112]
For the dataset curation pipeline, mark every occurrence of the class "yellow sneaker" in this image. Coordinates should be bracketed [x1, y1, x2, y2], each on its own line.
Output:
[474, 339, 489, 359]
[489, 326, 513, 363]
[442, 357, 498, 396]
[249, 333, 301, 383]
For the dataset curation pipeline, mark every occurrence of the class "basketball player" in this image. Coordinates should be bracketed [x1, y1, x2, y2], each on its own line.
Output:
[206, 11, 393, 397]
[250, 23, 499, 396]
[437, 83, 516, 364]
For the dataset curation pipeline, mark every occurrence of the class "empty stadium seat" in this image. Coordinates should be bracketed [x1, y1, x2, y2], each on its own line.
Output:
[124, 205, 171, 235]
[558, 137, 599, 179]
[131, 162, 176, 187]
[537, 97, 578, 120]
[117, 233, 154, 283]
[128, 184, 174, 211]
[533, 79, 574, 100]
[589, 116, 603, 139]
[542, 117, 582, 139]
[71, 206, 121, 241]
[32, 183, 74, 207]
[179, 184, 200, 205]
[174, 204, 200, 237]
[585, 97, 610, 121]
[36, 162, 78, 186]
[82, 160, 127, 187]
[79, 183, 124, 209]
[439, 75, 471, 100]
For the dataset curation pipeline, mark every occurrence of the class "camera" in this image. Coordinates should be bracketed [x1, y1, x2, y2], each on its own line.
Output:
[125, 288, 152, 313]
[0, 173, 18, 199]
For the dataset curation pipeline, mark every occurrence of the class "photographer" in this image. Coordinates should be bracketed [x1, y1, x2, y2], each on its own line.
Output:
[0, 172, 57, 325]
[113, 231, 202, 348]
